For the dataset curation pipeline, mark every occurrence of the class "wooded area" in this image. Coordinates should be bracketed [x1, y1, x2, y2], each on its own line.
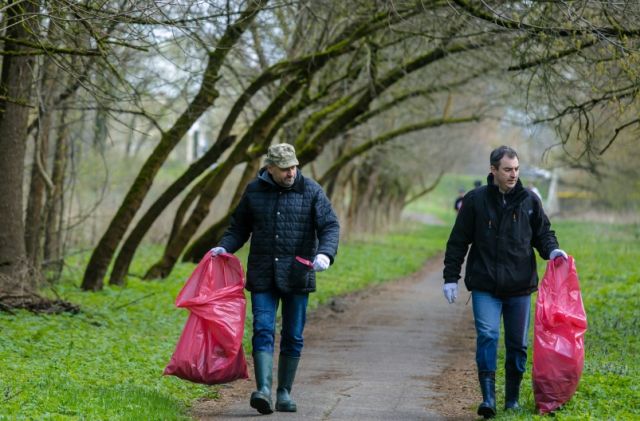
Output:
[1, 1, 639, 299]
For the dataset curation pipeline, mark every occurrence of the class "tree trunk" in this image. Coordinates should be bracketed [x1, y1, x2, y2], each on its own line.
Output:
[107, 137, 234, 285]
[25, 45, 64, 269]
[80, 0, 267, 291]
[143, 74, 308, 279]
[24, 120, 50, 267]
[44, 109, 70, 269]
[182, 157, 262, 263]
[0, 0, 38, 293]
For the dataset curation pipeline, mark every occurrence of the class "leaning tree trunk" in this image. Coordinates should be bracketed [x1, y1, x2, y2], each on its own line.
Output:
[182, 156, 262, 263]
[0, 0, 39, 293]
[80, 0, 267, 291]
[143, 73, 310, 279]
[107, 136, 235, 285]
[142, 130, 268, 279]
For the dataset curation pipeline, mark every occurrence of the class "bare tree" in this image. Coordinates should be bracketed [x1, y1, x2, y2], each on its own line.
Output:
[0, 0, 40, 294]
[81, 0, 270, 291]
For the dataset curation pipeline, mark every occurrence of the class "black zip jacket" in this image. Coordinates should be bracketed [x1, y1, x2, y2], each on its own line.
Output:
[443, 175, 559, 296]
[219, 167, 339, 294]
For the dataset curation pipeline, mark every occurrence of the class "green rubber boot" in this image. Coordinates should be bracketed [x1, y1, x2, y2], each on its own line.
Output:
[250, 351, 273, 414]
[477, 371, 496, 419]
[275, 354, 300, 412]
[505, 370, 523, 410]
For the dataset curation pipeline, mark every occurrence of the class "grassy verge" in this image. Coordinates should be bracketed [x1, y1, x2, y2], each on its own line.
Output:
[0, 223, 450, 420]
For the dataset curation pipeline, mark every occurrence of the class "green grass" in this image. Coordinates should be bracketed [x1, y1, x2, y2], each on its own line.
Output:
[0, 223, 450, 420]
[0, 260, 208, 420]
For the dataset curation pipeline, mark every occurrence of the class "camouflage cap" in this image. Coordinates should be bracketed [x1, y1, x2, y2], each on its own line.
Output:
[265, 143, 299, 168]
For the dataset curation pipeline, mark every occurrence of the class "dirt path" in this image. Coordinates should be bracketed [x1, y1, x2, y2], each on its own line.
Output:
[192, 257, 479, 420]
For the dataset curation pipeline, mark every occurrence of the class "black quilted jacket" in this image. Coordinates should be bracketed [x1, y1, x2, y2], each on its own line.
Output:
[219, 167, 340, 293]
[443, 175, 559, 297]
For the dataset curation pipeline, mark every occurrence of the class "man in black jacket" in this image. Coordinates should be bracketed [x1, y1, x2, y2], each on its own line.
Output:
[210, 143, 340, 415]
[442, 146, 567, 419]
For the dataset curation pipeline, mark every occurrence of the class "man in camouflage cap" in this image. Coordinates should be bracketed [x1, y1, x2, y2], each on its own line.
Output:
[210, 142, 340, 415]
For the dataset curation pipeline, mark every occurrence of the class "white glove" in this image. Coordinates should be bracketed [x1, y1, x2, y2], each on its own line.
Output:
[210, 246, 227, 256]
[443, 283, 458, 304]
[312, 254, 330, 272]
[550, 249, 568, 260]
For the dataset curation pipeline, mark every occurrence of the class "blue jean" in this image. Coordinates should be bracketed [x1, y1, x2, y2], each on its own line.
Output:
[472, 291, 531, 374]
[251, 290, 309, 357]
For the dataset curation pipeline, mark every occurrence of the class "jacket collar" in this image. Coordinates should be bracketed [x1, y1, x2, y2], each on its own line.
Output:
[486, 173, 527, 202]
[258, 166, 305, 193]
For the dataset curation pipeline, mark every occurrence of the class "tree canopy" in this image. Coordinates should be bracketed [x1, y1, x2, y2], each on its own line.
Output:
[1, 0, 639, 294]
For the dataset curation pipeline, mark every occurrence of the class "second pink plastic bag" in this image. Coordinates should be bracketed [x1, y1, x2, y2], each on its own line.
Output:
[532, 256, 587, 414]
[164, 253, 249, 385]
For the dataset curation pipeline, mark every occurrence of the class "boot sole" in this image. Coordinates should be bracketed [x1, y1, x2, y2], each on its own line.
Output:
[477, 405, 496, 419]
[250, 393, 273, 414]
[275, 403, 297, 412]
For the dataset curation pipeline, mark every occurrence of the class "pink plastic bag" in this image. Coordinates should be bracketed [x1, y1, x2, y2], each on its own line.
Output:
[164, 253, 249, 384]
[532, 256, 588, 414]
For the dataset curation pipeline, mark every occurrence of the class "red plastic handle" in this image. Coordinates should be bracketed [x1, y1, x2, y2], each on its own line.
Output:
[295, 256, 313, 268]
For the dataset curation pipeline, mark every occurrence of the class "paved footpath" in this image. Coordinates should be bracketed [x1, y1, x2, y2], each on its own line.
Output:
[193, 258, 478, 421]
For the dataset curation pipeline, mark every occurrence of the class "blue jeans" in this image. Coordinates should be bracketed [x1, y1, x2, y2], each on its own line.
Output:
[472, 291, 531, 374]
[251, 290, 309, 357]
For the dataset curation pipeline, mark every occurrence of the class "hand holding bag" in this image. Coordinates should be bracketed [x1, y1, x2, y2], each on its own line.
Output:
[533, 256, 588, 414]
[164, 253, 249, 384]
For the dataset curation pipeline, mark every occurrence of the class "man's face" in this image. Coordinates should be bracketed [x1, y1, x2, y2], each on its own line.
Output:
[491, 156, 519, 193]
[268, 165, 297, 188]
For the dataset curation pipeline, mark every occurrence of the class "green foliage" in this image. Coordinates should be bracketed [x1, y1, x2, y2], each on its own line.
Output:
[494, 221, 640, 420]
[0, 224, 450, 420]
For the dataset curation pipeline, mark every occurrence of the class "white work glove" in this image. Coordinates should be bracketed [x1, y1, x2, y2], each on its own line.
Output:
[210, 246, 227, 257]
[549, 249, 568, 260]
[443, 283, 458, 304]
[312, 254, 330, 272]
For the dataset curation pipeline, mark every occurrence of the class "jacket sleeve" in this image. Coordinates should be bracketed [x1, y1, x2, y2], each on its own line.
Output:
[443, 191, 476, 282]
[219, 190, 252, 253]
[313, 188, 340, 263]
[529, 194, 559, 259]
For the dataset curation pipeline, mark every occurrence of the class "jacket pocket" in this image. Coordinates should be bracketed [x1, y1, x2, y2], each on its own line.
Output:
[289, 257, 312, 289]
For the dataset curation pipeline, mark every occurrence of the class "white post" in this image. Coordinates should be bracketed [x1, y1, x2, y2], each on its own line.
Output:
[545, 169, 559, 215]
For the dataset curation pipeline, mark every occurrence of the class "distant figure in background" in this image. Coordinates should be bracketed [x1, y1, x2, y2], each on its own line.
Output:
[455, 180, 483, 213]
[529, 184, 543, 202]
[454, 188, 465, 212]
